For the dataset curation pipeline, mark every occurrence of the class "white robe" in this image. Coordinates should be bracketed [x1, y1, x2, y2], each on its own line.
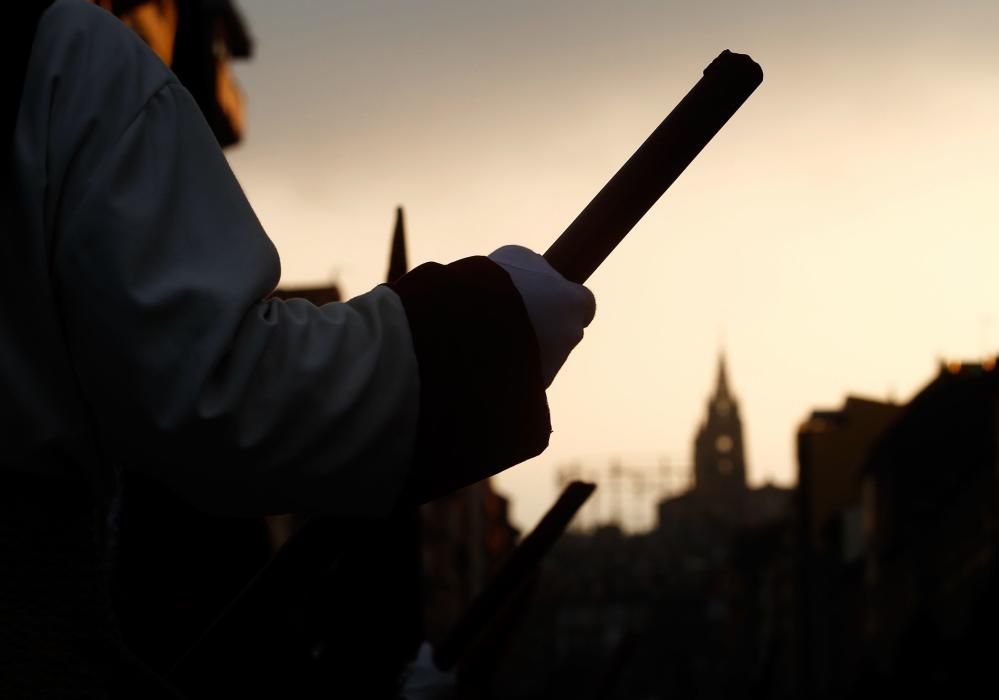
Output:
[4, 0, 420, 517]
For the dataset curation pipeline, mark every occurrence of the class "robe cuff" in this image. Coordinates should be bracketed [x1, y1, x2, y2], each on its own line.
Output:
[387, 256, 551, 502]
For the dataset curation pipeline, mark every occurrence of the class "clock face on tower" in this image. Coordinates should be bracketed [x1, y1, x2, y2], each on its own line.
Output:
[715, 434, 734, 454]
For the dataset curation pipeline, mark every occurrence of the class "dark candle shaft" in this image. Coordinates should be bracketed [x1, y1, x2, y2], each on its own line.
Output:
[543, 50, 763, 284]
[433, 480, 596, 671]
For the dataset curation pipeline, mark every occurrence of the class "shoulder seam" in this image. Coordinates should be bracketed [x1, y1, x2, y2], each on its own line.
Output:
[117, 75, 179, 140]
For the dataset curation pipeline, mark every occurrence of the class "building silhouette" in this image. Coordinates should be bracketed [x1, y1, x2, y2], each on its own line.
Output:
[862, 359, 999, 696]
[693, 353, 749, 507]
[791, 357, 999, 699]
[491, 351, 794, 700]
[794, 395, 902, 698]
[659, 352, 790, 532]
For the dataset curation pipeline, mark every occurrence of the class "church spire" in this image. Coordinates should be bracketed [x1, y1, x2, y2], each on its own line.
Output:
[692, 348, 747, 498]
[386, 206, 409, 283]
[715, 351, 731, 400]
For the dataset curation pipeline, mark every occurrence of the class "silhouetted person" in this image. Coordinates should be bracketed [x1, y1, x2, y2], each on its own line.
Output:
[1, 2, 595, 697]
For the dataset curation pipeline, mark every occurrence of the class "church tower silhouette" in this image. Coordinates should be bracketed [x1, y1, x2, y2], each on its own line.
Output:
[693, 352, 748, 502]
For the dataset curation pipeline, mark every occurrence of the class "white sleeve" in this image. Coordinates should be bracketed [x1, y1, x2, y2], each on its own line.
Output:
[30, 9, 420, 517]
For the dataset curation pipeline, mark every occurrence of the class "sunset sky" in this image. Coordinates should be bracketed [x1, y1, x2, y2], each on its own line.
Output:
[225, 0, 999, 530]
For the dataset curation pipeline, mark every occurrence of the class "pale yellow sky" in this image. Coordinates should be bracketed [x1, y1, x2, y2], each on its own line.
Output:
[225, 0, 999, 531]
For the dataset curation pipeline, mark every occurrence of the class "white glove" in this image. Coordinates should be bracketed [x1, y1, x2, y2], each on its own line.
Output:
[399, 642, 456, 700]
[488, 245, 596, 388]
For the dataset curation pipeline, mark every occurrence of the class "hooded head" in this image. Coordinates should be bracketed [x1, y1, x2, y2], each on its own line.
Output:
[91, 0, 251, 148]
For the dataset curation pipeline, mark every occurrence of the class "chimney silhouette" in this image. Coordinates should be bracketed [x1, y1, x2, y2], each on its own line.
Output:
[386, 206, 409, 283]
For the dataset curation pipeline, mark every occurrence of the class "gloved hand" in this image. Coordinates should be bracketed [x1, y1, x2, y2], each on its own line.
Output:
[488, 245, 596, 388]
[399, 642, 456, 700]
